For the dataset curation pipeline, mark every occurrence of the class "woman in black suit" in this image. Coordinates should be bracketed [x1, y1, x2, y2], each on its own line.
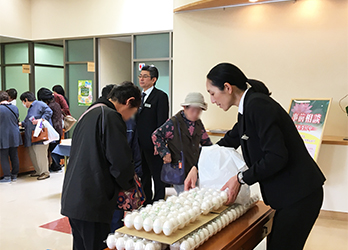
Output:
[201, 63, 325, 250]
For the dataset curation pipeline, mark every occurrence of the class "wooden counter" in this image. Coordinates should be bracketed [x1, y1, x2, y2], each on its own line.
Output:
[197, 201, 274, 250]
[207, 131, 348, 146]
[106, 201, 274, 250]
[0, 133, 34, 177]
[322, 135, 348, 146]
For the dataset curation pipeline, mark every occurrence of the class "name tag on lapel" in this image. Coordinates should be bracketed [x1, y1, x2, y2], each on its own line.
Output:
[144, 103, 151, 108]
[241, 134, 249, 140]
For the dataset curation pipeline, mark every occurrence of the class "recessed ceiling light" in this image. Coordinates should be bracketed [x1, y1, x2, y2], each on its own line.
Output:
[249, 0, 259, 2]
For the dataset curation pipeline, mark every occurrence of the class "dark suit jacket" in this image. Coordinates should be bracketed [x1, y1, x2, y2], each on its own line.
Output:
[61, 98, 134, 223]
[218, 89, 325, 209]
[136, 87, 169, 151]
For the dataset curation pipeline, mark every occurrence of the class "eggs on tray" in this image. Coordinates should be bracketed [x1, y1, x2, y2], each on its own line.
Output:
[106, 194, 260, 250]
[123, 187, 229, 236]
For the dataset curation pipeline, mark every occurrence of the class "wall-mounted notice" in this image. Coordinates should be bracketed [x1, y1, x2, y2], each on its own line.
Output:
[87, 62, 95, 72]
[22, 64, 31, 74]
[78, 80, 93, 106]
[288, 98, 332, 161]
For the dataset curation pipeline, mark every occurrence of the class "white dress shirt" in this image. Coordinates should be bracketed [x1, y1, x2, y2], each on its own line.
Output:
[143, 86, 154, 103]
[238, 88, 249, 115]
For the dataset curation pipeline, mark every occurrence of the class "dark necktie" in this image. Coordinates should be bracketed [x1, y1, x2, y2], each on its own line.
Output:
[138, 92, 147, 113]
[141, 92, 146, 104]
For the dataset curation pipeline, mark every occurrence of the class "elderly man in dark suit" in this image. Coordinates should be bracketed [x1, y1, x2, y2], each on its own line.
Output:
[136, 65, 169, 205]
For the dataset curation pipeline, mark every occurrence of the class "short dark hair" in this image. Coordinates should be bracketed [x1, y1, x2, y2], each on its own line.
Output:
[101, 84, 116, 98]
[0, 91, 9, 102]
[141, 65, 159, 85]
[6, 88, 17, 100]
[37, 88, 54, 102]
[20, 91, 36, 102]
[108, 81, 141, 108]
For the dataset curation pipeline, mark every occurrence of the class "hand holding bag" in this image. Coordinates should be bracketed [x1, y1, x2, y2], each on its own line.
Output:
[31, 119, 49, 143]
[117, 173, 146, 211]
[160, 116, 186, 185]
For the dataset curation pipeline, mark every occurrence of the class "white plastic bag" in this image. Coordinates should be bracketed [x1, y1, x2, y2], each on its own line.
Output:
[198, 144, 250, 205]
[33, 119, 44, 137]
[42, 119, 59, 145]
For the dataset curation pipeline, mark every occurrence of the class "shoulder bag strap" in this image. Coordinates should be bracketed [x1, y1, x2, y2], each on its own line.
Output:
[2, 104, 19, 122]
[175, 115, 184, 162]
[77, 103, 106, 123]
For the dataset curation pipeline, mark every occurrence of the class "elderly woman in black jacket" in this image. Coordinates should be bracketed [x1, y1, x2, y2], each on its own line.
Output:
[0, 91, 22, 183]
[61, 82, 141, 250]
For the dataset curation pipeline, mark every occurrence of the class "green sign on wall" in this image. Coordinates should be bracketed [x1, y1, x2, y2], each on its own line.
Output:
[78, 80, 93, 106]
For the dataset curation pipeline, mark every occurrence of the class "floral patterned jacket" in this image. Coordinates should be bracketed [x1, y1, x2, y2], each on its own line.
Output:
[152, 110, 212, 158]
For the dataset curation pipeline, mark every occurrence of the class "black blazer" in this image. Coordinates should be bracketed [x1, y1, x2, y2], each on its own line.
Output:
[136, 87, 169, 151]
[61, 98, 135, 223]
[218, 89, 325, 209]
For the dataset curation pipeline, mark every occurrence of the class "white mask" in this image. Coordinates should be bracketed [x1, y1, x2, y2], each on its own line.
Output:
[22, 103, 27, 108]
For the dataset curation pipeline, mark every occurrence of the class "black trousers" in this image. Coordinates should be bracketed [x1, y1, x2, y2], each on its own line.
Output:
[68, 218, 110, 250]
[267, 187, 324, 250]
[141, 149, 165, 205]
[0, 147, 19, 177]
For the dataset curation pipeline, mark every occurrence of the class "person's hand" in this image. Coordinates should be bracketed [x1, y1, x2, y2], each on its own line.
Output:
[18, 122, 22, 127]
[163, 153, 172, 164]
[31, 119, 38, 125]
[221, 175, 241, 205]
[184, 166, 198, 191]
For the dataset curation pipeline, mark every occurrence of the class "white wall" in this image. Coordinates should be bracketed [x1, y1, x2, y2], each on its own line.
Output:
[30, 0, 174, 40]
[173, 0, 348, 137]
[0, 0, 32, 39]
[99, 38, 132, 93]
[317, 144, 348, 213]
[173, 0, 348, 213]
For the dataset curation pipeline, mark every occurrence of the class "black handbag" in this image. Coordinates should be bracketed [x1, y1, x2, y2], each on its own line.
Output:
[160, 116, 186, 185]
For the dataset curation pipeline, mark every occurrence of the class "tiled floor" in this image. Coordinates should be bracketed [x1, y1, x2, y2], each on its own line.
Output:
[0, 172, 347, 250]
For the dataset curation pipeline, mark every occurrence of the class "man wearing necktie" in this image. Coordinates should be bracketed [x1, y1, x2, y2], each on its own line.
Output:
[136, 65, 169, 205]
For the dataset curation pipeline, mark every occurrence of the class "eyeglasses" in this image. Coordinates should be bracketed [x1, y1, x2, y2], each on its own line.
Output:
[138, 75, 151, 79]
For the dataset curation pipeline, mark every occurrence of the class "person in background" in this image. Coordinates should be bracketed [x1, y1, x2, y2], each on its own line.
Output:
[37, 88, 63, 172]
[53, 85, 70, 139]
[6, 88, 18, 106]
[199, 62, 326, 250]
[99, 84, 142, 232]
[136, 65, 169, 205]
[0, 91, 22, 183]
[20, 91, 53, 181]
[61, 82, 141, 250]
[52, 85, 69, 107]
[53, 90, 70, 116]
[99, 84, 142, 176]
[152, 92, 212, 194]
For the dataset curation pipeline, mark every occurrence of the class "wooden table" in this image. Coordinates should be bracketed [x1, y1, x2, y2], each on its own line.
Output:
[106, 201, 275, 250]
[197, 201, 274, 250]
[0, 133, 34, 177]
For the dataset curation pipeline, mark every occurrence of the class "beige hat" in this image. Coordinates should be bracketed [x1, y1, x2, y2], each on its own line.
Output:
[181, 92, 208, 111]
